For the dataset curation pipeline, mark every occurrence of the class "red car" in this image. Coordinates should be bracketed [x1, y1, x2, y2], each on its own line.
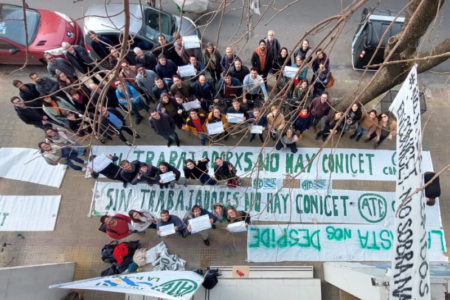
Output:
[0, 3, 83, 65]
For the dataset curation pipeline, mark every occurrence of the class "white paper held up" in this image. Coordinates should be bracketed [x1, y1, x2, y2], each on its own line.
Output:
[159, 223, 176, 236]
[207, 122, 225, 135]
[227, 221, 247, 232]
[189, 214, 212, 234]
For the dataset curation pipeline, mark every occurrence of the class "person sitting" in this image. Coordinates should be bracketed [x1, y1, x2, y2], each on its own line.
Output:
[293, 107, 314, 140]
[38, 141, 86, 171]
[157, 161, 181, 188]
[316, 111, 344, 142]
[267, 105, 285, 140]
[119, 160, 146, 187]
[226, 206, 251, 227]
[184, 158, 217, 185]
[276, 127, 298, 153]
[248, 107, 267, 143]
[184, 110, 208, 146]
[214, 157, 240, 187]
[156, 210, 184, 237]
[128, 209, 157, 232]
[183, 205, 216, 246]
[87, 154, 125, 185]
[133, 164, 159, 186]
[100, 213, 133, 240]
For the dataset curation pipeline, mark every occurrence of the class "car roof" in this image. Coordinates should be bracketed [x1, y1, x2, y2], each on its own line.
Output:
[84, 3, 145, 34]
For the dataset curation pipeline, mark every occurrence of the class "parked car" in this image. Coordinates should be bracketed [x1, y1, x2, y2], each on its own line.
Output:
[351, 8, 404, 70]
[83, 3, 200, 60]
[0, 3, 83, 65]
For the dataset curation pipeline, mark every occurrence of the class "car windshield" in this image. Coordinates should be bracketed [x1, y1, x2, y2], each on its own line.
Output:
[141, 8, 173, 43]
[0, 5, 40, 46]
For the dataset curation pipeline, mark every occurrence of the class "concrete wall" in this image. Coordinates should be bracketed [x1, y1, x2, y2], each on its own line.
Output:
[0, 262, 76, 300]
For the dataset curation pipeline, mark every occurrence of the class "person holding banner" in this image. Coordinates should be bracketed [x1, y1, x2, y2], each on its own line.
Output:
[157, 210, 185, 238]
[183, 205, 216, 246]
[183, 110, 208, 145]
[214, 157, 240, 187]
[128, 209, 157, 232]
[157, 161, 181, 188]
[226, 206, 251, 227]
[207, 107, 229, 141]
[365, 112, 397, 149]
[184, 158, 217, 185]
[248, 107, 267, 143]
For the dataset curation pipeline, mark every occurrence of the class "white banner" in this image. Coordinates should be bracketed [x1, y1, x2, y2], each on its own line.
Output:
[0, 195, 61, 231]
[247, 224, 447, 262]
[50, 271, 204, 300]
[389, 66, 430, 298]
[90, 146, 433, 181]
[90, 182, 442, 227]
[0, 148, 67, 188]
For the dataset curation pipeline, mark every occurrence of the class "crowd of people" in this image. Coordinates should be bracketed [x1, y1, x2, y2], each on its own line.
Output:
[8, 29, 401, 245]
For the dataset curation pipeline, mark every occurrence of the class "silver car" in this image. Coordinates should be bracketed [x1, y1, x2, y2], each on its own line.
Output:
[83, 3, 199, 57]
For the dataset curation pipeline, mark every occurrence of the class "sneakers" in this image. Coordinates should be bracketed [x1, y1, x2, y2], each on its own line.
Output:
[123, 182, 128, 188]
[81, 167, 86, 172]
[176, 140, 180, 147]
[349, 133, 357, 139]
[125, 141, 132, 146]
[315, 133, 321, 140]
[203, 239, 210, 246]
[356, 134, 362, 142]
[167, 140, 172, 147]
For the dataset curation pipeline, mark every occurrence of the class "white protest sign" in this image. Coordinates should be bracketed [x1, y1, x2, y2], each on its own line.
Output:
[182, 99, 201, 111]
[283, 66, 299, 78]
[178, 65, 196, 77]
[189, 214, 211, 234]
[90, 145, 433, 181]
[49, 271, 204, 300]
[159, 223, 176, 236]
[226, 113, 245, 123]
[182, 35, 200, 49]
[90, 182, 442, 228]
[388, 65, 430, 299]
[247, 224, 447, 262]
[207, 122, 225, 135]
[0, 148, 67, 188]
[228, 221, 247, 232]
[159, 171, 176, 183]
[250, 125, 263, 134]
[0, 195, 61, 231]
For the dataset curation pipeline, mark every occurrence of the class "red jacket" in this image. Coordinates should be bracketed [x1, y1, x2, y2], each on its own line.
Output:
[106, 214, 131, 240]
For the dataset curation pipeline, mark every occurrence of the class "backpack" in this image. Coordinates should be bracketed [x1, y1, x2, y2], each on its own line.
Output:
[202, 268, 220, 290]
[101, 241, 118, 263]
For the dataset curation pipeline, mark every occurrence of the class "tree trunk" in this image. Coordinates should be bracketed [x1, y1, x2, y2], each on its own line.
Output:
[336, 0, 448, 111]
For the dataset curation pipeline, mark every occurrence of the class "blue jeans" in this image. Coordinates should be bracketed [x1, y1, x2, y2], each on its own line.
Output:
[353, 124, 368, 137]
[200, 174, 217, 185]
[160, 132, 180, 144]
[61, 147, 84, 171]
[199, 133, 207, 145]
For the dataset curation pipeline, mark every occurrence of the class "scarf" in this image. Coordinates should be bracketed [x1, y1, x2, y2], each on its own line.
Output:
[299, 111, 310, 118]
[255, 47, 268, 71]
[49, 100, 65, 115]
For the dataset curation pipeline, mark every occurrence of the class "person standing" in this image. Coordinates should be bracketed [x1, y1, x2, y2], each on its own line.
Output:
[136, 65, 158, 101]
[183, 205, 216, 246]
[248, 107, 267, 143]
[44, 54, 77, 79]
[10, 96, 47, 130]
[62, 42, 100, 83]
[220, 46, 240, 74]
[228, 59, 250, 84]
[184, 110, 208, 146]
[310, 91, 331, 131]
[365, 113, 397, 149]
[100, 213, 133, 240]
[251, 40, 273, 80]
[202, 42, 222, 84]
[29, 73, 67, 100]
[264, 30, 280, 72]
[115, 81, 150, 124]
[149, 110, 180, 147]
[87, 30, 113, 63]
[12, 80, 41, 108]
[157, 210, 184, 237]
[266, 105, 285, 140]
[98, 106, 139, 146]
[242, 68, 269, 108]
[293, 107, 314, 140]
[226, 206, 251, 227]
[133, 47, 157, 70]
[350, 109, 378, 141]
[155, 55, 178, 87]
[315, 111, 344, 142]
